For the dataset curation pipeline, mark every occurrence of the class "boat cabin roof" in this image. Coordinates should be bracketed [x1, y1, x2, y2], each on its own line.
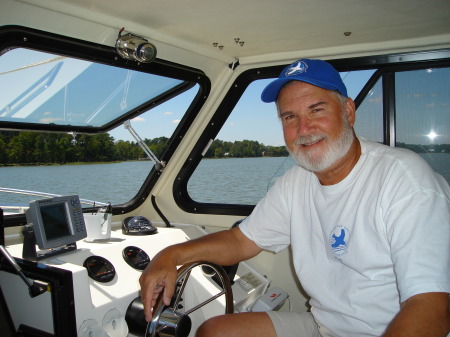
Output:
[18, 1, 450, 61]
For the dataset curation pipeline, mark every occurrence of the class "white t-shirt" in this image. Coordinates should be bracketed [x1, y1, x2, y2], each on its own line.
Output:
[239, 138, 450, 337]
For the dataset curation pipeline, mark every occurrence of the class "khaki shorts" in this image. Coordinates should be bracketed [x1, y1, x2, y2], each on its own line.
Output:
[267, 311, 321, 337]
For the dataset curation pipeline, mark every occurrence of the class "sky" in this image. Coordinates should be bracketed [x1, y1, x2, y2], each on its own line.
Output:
[108, 86, 198, 143]
[1, 48, 449, 147]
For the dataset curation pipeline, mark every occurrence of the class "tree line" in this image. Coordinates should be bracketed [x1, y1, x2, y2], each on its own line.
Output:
[204, 139, 288, 158]
[0, 131, 289, 165]
[1, 131, 447, 166]
[396, 142, 450, 154]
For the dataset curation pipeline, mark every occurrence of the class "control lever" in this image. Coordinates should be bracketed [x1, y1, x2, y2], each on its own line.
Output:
[0, 245, 48, 298]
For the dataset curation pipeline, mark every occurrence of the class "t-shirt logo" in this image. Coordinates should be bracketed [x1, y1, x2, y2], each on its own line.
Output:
[329, 226, 350, 257]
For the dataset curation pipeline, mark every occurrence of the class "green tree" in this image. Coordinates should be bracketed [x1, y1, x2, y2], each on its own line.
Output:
[115, 140, 136, 161]
[0, 134, 7, 164]
[145, 136, 169, 159]
[214, 147, 225, 158]
[0, 130, 295, 165]
[8, 132, 36, 164]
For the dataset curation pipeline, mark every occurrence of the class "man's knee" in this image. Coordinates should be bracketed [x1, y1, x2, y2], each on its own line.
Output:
[196, 315, 228, 337]
[196, 312, 276, 337]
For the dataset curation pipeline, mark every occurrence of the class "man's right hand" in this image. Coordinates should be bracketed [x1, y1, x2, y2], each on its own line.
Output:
[138, 227, 262, 322]
[139, 247, 179, 322]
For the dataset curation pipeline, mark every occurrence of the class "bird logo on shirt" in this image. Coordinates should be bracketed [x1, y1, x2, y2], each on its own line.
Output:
[329, 226, 350, 256]
[331, 228, 346, 248]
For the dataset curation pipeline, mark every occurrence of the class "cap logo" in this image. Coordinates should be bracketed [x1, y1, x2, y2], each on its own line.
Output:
[285, 60, 308, 77]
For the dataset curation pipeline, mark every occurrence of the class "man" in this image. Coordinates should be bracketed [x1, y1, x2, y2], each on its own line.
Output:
[140, 59, 450, 336]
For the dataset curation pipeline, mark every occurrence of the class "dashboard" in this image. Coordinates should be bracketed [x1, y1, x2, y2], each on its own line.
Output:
[0, 224, 269, 337]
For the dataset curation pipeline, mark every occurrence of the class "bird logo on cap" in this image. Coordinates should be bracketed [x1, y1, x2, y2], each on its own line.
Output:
[285, 60, 308, 77]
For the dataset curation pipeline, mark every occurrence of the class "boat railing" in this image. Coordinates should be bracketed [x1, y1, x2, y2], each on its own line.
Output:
[0, 203, 28, 215]
[0, 187, 108, 215]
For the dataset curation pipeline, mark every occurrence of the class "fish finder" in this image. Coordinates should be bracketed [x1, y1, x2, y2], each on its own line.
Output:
[23, 195, 87, 260]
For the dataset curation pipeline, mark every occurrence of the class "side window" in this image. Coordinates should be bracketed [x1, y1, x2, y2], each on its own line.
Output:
[353, 78, 383, 143]
[188, 79, 294, 205]
[340, 69, 383, 142]
[187, 64, 449, 207]
[395, 67, 450, 182]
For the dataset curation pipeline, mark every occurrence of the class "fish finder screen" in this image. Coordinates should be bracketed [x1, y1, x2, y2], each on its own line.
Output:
[26, 195, 87, 250]
[40, 203, 72, 241]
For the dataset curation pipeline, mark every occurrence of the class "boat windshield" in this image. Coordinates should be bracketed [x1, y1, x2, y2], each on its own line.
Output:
[0, 48, 185, 128]
[0, 47, 200, 213]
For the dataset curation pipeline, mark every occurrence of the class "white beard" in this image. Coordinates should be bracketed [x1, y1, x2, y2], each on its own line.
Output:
[288, 114, 355, 172]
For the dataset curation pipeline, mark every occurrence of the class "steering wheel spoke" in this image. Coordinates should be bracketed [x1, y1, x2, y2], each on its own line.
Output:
[146, 262, 233, 337]
[170, 269, 191, 310]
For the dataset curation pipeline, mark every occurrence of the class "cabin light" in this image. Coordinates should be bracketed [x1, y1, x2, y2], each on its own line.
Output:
[115, 32, 157, 63]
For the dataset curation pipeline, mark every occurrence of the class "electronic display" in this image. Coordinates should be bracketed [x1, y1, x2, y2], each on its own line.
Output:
[122, 246, 150, 270]
[40, 202, 72, 241]
[83, 255, 116, 283]
[26, 195, 87, 249]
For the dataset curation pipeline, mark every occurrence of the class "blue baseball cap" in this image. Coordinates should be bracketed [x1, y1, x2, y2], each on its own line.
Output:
[261, 59, 348, 103]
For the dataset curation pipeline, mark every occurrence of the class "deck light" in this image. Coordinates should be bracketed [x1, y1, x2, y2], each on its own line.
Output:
[116, 32, 157, 63]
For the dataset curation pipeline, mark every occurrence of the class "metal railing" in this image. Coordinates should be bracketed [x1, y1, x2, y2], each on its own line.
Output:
[0, 187, 108, 215]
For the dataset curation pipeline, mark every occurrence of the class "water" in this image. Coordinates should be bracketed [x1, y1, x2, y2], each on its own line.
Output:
[0, 161, 153, 206]
[188, 157, 295, 204]
[0, 154, 448, 208]
[418, 153, 450, 182]
[0, 157, 294, 207]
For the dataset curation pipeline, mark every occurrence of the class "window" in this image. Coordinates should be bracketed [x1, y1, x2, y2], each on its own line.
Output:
[186, 62, 449, 209]
[395, 67, 450, 182]
[0, 47, 200, 211]
[0, 49, 186, 128]
[351, 76, 383, 143]
[188, 79, 293, 205]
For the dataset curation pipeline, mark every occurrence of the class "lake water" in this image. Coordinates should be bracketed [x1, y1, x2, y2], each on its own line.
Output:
[0, 153, 448, 208]
[0, 157, 295, 207]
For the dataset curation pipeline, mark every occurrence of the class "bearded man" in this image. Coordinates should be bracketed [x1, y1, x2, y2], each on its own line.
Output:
[140, 59, 450, 337]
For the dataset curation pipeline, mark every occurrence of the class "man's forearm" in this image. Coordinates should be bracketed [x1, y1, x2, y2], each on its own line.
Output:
[168, 227, 262, 267]
[383, 292, 450, 337]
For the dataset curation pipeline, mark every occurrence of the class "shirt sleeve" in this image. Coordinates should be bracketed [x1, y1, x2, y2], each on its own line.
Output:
[239, 168, 294, 253]
[384, 178, 450, 302]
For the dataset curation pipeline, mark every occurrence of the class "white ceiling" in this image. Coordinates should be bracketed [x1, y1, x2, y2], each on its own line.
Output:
[19, 0, 450, 62]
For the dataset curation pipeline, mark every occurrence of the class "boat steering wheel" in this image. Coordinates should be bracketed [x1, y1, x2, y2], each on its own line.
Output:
[146, 261, 234, 337]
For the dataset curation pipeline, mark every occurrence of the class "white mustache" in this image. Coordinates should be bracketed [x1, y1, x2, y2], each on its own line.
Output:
[294, 134, 327, 146]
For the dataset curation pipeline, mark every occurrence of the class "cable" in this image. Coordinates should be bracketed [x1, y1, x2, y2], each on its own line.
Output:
[151, 195, 172, 227]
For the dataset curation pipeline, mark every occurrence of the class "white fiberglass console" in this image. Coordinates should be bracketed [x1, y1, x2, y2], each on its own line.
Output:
[0, 224, 269, 337]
